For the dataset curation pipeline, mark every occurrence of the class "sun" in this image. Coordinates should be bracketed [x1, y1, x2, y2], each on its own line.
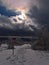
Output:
[17, 8, 27, 19]
[18, 11, 26, 20]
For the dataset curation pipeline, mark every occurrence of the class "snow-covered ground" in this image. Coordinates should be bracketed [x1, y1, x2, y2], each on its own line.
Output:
[0, 44, 49, 65]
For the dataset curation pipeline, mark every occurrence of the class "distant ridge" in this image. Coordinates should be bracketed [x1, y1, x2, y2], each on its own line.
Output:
[0, 27, 36, 36]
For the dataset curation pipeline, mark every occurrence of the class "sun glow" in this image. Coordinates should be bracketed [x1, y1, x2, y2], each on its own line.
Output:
[12, 7, 30, 24]
[17, 8, 27, 19]
[18, 12, 26, 20]
[14, 8, 27, 23]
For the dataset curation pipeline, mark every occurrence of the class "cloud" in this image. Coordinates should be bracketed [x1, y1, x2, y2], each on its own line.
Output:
[0, 0, 39, 31]
[10, 16, 34, 31]
[0, 5, 21, 17]
[0, 15, 23, 30]
[0, 15, 15, 29]
[0, 0, 37, 10]
[38, 0, 49, 10]
[38, 0, 49, 26]
[28, 0, 49, 28]
[0, 15, 34, 31]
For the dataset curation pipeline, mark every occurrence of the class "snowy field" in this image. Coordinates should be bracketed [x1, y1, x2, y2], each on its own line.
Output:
[0, 44, 49, 65]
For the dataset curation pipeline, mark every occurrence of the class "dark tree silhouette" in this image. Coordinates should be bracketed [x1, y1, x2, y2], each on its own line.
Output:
[31, 25, 49, 51]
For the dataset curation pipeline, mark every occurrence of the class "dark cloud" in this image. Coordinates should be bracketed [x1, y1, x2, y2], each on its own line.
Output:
[0, 5, 21, 17]
[38, 0, 49, 26]
[0, 0, 47, 31]
[28, 0, 49, 28]
[0, 15, 15, 29]
[0, 15, 32, 31]
[0, 0, 21, 17]
[0, 0, 38, 36]
[38, 0, 49, 10]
